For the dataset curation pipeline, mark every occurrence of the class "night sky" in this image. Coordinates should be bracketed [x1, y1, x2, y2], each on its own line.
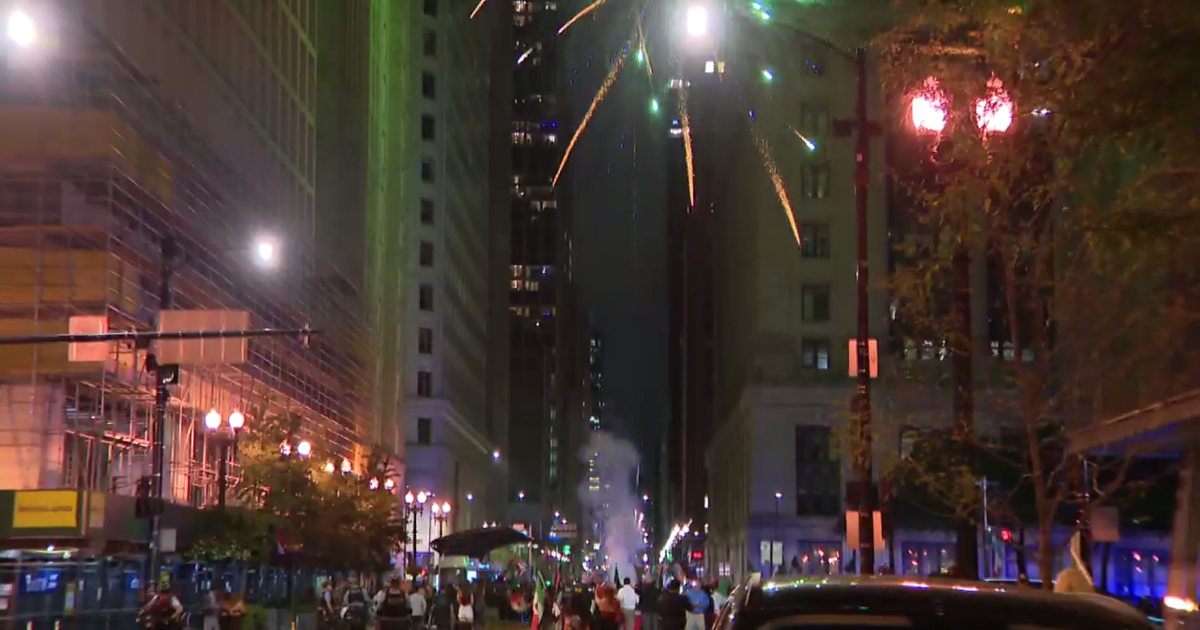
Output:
[564, 3, 669, 469]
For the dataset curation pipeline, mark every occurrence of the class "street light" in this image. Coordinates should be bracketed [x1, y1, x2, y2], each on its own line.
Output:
[203, 409, 246, 510]
[384, 478, 396, 491]
[6, 10, 35, 48]
[253, 235, 279, 268]
[518, 491, 525, 501]
[493, 449, 501, 461]
[404, 490, 430, 572]
[686, 6, 708, 36]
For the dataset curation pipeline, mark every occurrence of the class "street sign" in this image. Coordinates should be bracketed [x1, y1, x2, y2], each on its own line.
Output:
[68, 315, 108, 362]
[847, 339, 878, 378]
[157, 310, 250, 365]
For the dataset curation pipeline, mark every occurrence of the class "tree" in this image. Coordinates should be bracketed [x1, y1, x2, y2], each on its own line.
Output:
[876, 0, 1200, 581]
[189, 409, 404, 573]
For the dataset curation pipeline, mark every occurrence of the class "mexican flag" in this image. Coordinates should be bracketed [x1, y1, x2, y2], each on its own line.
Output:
[531, 571, 547, 630]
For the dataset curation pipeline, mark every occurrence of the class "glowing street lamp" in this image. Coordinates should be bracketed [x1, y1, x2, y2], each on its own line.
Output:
[492, 449, 501, 461]
[910, 78, 948, 134]
[203, 409, 247, 510]
[384, 478, 396, 491]
[685, 6, 708, 37]
[341, 458, 352, 474]
[518, 491, 525, 501]
[975, 77, 1014, 134]
[6, 10, 35, 48]
[296, 440, 311, 457]
[324, 461, 336, 474]
[369, 477, 380, 491]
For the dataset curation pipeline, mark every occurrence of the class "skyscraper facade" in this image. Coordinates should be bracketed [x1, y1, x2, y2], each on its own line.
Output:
[399, 0, 512, 539]
[508, 0, 572, 528]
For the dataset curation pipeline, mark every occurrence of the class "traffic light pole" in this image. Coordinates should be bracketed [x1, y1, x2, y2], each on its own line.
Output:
[0, 235, 317, 593]
[851, 47, 876, 575]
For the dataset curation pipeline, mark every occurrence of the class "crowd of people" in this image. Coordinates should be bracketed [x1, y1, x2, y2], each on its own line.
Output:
[319, 575, 488, 630]
[554, 574, 733, 630]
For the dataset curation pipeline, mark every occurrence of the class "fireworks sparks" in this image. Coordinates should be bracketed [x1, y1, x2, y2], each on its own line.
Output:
[791, 128, 818, 151]
[469, 0, 490, 19]
[678, 89, 695, 208]
[637, 19, 653, 78]
[552, 51, 628, 189]
[751, 125, 800, 246]
[517, 47, 535, 66]
[558, 0, 609, 35]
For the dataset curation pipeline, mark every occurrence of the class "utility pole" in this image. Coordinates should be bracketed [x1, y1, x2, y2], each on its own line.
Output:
[851, 46, 876, 575]
[147, 235, 179, 592]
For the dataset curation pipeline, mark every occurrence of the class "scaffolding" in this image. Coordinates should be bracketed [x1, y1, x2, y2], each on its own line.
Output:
[0, 6, 373, 511]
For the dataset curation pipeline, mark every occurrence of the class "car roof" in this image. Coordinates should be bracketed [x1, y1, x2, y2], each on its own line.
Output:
[732, 575, 1154, 629]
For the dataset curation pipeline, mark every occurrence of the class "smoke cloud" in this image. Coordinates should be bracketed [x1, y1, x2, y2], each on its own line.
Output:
[578, 430, 642, 583]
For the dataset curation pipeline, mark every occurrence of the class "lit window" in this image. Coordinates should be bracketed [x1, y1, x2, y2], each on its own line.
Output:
[512, 131, 533, 145]
[801, 339, 831, 371]
[544, 133, 558, 144]
[514, 0, 532, 13]
[704, 60, 715, 74]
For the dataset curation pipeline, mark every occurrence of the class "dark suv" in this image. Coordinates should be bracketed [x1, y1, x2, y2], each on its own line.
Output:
[716, 575, 1157, 630]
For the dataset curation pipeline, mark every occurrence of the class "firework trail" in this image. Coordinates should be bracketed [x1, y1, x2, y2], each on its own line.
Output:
[637, 19, 653, 78]
[791, 128, 818, 151]
[751, 125, 801, 246]
[517, 47, 535, 66]
[678, 89, 695, 208]
[469, 0, 489, 19]
[552, 51, 627, 189]
[558, 0, 609, 35]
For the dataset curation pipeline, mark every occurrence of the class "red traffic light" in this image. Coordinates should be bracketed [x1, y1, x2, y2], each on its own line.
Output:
[1000, 529, 1012, 543]
[691, 550, 704, 560]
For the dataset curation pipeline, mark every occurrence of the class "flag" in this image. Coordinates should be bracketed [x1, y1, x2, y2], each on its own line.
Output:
[532, 570, 547, 630]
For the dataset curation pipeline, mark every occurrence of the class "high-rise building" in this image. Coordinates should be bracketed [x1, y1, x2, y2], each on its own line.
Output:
[0, 0, 383, 513]
[399, 0, 512, 541]
[508, 0, 572, 530]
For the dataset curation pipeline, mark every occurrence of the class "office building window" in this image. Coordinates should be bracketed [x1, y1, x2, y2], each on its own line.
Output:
[419, 284, 433, 311]
[422, 72, 436, 99]
[801, 339, 831, 371]
[422, 114, 436, 141]
[800, 103, 830, 135]
[803, 164, 830, 199]
[417, 417, 432, 444]
[800, 224, 830, 259]
[420, 199, 434, 225]
[795, 426, 839, 516]
[423, 0, 437, 17]
[801, 284, 831, 321]
[417, 371, 432, 397]
[423, 30, 437, 57]
[418, 327, 433, 354]
[421, 157, 435, 182]
[420, 241, 434, 267]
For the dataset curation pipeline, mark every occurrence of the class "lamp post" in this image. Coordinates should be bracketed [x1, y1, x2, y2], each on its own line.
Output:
[404, 490, 428, 573]
[910, 75, 1013, 578]
[433, 501, 451, 538]
[203, 409, 246, 510]
[683, 7, 881, 573]
[773, 492, 782, 575]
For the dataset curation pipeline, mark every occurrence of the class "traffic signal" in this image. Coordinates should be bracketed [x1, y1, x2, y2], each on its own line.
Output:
[135, 476, 161, 519]
[1000, 529, 1012, 544]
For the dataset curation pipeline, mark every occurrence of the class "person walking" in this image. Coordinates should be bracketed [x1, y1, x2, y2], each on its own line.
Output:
[617, 579, 639, 630]
[376, 578, 413, 630]
[408, 582, 428, 630]
[637, 575, 660, 630]
[682, 582, 710, 630]
[656, 580, 686, 630]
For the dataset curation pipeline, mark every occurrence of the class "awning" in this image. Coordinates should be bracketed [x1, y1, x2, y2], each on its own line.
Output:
[431, 527, 531, 558]
[1066, 388, 1200, 456]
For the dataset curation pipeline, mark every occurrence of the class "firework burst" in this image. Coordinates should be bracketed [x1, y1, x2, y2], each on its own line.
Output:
[750, 125, 800, 246]
[552, 50, 628, 189]
[558, 0, 610, 35]
[678, 89, 696, 208]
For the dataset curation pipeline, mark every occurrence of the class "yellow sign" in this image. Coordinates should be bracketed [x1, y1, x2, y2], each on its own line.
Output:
[13, 491, 79, 529]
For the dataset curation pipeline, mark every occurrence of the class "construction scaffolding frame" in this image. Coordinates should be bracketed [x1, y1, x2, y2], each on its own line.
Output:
[0, 3, 373, 511]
